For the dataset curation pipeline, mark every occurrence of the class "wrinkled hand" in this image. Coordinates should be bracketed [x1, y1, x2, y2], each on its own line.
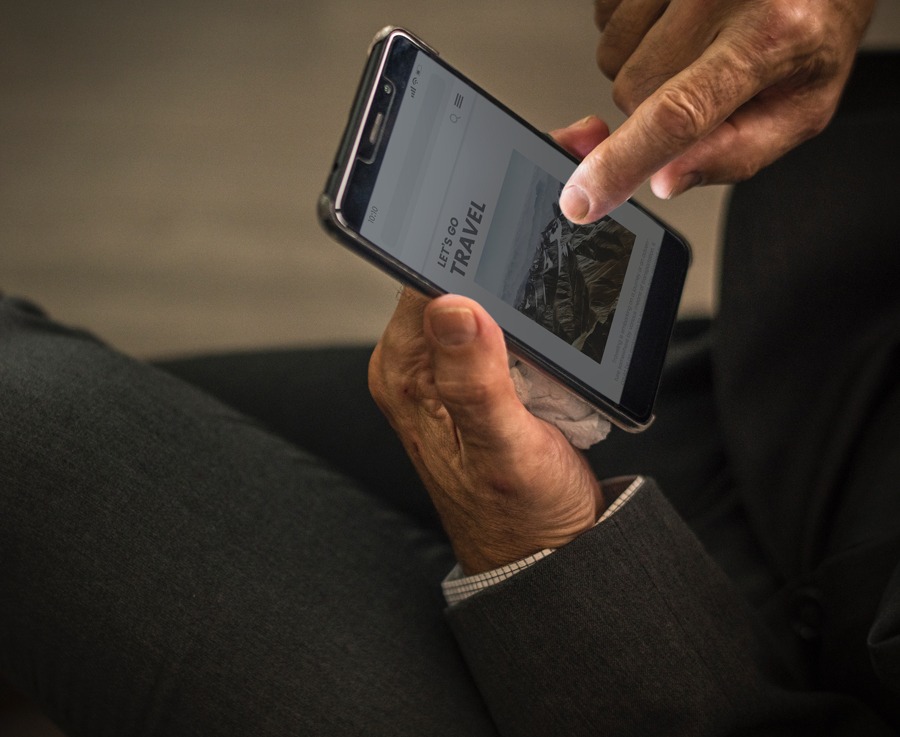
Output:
[560, 0, 876, 223]
[369, 290, 604, 575]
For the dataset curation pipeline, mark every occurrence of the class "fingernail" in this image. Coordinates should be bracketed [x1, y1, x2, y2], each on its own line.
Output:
[431, 306, 477, 346]
[560, 184, 591, 222]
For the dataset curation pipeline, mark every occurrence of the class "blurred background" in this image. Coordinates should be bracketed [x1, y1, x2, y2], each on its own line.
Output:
[1, 0, 899, 734]
[3, 1, 899, 360]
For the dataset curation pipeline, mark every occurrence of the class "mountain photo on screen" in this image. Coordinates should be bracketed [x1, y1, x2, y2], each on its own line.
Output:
[476, 149, 636, 363]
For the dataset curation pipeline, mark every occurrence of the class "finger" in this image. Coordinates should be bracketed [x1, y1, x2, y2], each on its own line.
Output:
[392, 286, 430, 329]
[647, 80, 843, 198]
[549, 115, 611, 160]
[560, 44, 766, 223]
[605, 0, 727, 115]
[376, 287, 429, 354]
[596, 0, 670, 81]
[368, 288, 431, 418]
[423, 296, 533, 455]
[593, 0, 623, 31]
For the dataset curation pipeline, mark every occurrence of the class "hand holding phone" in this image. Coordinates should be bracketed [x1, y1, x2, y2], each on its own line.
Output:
[370, 287, 603, 575]
[320, 27, 691, 431]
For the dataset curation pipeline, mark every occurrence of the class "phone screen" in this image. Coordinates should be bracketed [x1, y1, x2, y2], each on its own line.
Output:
[331, 32, 688, 427]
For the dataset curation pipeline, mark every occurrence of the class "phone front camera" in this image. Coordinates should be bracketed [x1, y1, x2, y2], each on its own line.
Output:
[383, 82, 392, 95]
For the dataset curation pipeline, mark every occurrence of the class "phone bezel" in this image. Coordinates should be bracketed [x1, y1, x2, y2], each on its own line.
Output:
[319, 26, 691, 432]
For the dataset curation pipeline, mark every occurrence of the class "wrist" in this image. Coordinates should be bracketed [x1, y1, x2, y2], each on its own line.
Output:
[451, 491, 604, 575]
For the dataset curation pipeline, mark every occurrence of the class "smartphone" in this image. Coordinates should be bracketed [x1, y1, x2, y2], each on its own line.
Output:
[319, 27, 690, 432]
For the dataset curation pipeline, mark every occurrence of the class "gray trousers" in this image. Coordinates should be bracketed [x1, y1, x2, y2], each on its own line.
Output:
[0, 290, 718, 736]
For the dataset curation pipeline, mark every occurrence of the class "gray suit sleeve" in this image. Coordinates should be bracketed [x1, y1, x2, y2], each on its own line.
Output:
[445, 478, 897, 736]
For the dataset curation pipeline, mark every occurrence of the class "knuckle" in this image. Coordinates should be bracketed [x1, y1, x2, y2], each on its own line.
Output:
[611, 73, 642, 115]
[609, 47, 671, 115]
[744, 1, 830, 66]
[793, 103, 833, 142]
[369, 346, 450, 429]
[595, 17, 634, 83]
[644, 84, 713, 147]
[576, 137, 634, 207]
[767, 1, 826, 49]
[367, 354, 393, 413]
[803, 113, 830, 139]
[593, 0, 618, 31]
[367, 348, 384, 394]
[367, 348, 410, 410]
[596, 42, 624, 82]
[434, 372, 493, 408]
[369, 366, 430, 431]
[730, 157, 762, 184]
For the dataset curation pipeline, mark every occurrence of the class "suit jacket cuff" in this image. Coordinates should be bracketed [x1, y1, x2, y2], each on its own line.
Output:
[444, 476, 780, 737]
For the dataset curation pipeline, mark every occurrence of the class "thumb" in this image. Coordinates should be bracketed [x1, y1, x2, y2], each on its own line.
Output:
[424, 296, 531, 450]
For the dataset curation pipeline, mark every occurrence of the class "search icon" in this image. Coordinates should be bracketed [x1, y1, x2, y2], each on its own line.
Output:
[449, 113, 461, 123]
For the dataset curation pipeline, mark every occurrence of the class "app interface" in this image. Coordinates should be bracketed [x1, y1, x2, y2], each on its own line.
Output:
[360, 49, 664, 403]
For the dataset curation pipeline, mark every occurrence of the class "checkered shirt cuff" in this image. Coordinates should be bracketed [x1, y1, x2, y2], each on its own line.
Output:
[442, 476, 643, 606]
